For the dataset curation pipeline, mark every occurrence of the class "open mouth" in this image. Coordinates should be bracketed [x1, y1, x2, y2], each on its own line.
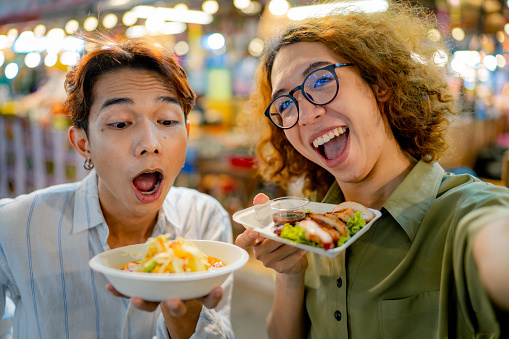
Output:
[133, 171, 163, 195]
[312, 127, 349, 160]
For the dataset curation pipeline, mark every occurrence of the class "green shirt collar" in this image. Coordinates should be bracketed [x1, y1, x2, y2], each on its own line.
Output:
[322, 160, 445, 241]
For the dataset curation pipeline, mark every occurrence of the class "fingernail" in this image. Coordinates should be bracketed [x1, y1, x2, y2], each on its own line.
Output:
[248, 230, 258, 239]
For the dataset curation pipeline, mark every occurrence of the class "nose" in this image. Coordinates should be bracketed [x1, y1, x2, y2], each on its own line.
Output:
[297, 96, 326, 126]
[135, 120, 161, 156]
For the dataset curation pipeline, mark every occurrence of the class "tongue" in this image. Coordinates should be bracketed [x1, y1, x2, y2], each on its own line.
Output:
[133, 172, 158, 192]
[323, 135, 347, 160]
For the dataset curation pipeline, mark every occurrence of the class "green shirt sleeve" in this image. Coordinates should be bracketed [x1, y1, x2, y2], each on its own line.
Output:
[450, 206, 509, 337]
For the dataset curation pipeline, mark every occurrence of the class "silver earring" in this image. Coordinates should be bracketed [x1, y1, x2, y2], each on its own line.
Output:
[83, 158, 94, 170]
[422, 154, 432, 162]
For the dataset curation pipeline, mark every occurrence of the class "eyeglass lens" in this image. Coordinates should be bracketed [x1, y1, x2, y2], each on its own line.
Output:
[268, 68, 337, 128]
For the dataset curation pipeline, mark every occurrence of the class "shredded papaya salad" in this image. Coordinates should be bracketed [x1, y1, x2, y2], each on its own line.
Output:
[122, 235, 225, 273]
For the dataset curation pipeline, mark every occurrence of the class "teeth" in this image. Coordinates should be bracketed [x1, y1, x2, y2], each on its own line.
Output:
[312, 127, 346, 148]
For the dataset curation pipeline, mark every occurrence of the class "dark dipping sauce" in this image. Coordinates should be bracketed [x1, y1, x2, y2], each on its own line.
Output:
[273, 211, 307, 235]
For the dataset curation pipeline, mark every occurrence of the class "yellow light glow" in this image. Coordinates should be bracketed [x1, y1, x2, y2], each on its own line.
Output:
[269, 0, 289, 16]
[7, 28, 18, 39]
[46, 28, 66, 54]
[33, 24, 46, 37]
[0, 35, 7, 49]
[5, 63, 19, 79]
[174, 3, 189, 10]
[248, 38, 264, 57]
[84, 17, 99, 31]
[234, 0, 250, 10]
[202, 0, 219, 14]
[44, 53, 58, 67]
[122, 11, 138, 26]
[24, 52, 41, 68]
[133, 5, 213, 25]
[145, 15, 165, 33]
[65, 20, 80, 34]
[451, 27, 465, 41]
[287, 0, 387, 20]
[496, 31, 505, 43]
[175, 41, 190, 55]
[103, 14, 118, 29]
[496, 54, 506, 68]
[241, 1, 262, 14]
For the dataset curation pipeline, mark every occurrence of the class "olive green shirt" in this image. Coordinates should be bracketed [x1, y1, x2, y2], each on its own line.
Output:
[305, 160, 509, 338]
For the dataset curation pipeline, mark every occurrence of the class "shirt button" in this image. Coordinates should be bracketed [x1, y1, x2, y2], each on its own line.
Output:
[336, 277, 342, 288]
[334, 310, 342, 321]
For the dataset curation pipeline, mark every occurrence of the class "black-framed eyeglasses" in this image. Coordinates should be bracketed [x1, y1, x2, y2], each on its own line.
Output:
[264, 63, 355, 129]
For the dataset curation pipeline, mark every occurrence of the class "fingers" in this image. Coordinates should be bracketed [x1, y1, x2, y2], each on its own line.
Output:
[107, 284, 162, 312]
[253, 193, 270, 205]
[252, 241, 308, 275]
[105, 284, 126, 298]
[163, 299, 188, 317]
[235, 229, 261, 249]
[161, 287, 222, 317]
[197, 286, 222, 309]
[130, 297, 160, 312]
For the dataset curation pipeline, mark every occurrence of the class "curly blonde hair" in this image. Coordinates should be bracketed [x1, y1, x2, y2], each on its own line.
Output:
[248, 0, 458, 198]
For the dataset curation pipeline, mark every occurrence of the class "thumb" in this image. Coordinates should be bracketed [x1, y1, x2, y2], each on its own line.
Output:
[253, 193, 270, 205]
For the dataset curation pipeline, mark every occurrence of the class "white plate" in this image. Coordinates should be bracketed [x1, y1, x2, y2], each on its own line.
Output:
[232, 202, 381, 258]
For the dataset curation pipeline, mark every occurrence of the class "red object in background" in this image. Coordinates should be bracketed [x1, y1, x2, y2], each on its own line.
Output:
[229, 155, 255, 168]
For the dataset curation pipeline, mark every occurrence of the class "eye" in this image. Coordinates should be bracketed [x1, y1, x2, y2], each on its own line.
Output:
[160, 120, 178, 126]
[109, 122, 130, 129]
[278, 99, 295, 114]
[311, 74, 334, 90]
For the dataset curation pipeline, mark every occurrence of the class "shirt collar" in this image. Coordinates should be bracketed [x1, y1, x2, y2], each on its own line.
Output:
[383, 160, 445, 240]
[72, 170, 107, 234]
[322, 160, 445, 241]
[73, 173, 182, 237]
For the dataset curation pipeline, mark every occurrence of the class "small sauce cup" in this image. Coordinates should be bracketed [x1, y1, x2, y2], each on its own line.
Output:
[269, 196, 309, 227]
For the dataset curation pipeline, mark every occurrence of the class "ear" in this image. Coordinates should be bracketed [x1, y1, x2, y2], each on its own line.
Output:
[372, 84, 391, 103]
[68, 126, 90, 160]
[186, 121, 190, 138]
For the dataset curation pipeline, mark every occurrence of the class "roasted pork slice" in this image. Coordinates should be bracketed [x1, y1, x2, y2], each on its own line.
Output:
[299, 218, 335, 250]
[308, 213, 348, 236]
[333, 201, 375, 222]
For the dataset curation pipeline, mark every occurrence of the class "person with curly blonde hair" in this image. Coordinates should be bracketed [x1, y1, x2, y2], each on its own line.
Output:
[236, 1, 509, 338]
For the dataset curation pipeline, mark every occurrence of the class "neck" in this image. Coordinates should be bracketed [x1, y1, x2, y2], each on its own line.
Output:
[338, 152, 417, 210]
[102, 208, 158, 249]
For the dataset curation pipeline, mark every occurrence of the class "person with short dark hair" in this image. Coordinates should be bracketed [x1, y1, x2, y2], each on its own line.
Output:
[0, 38, 233, 339]
[235, 1, 509, 338]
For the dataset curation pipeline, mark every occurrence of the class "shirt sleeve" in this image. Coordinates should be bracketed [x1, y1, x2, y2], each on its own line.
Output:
[0, 216, 14, 338]
[453, 205, 509, 336]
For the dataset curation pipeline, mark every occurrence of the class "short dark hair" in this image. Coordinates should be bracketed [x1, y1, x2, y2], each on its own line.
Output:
[65, 38, 196, 134]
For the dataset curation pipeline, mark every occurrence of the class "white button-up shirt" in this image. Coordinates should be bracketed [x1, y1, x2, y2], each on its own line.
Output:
[0, 170, 234, 339]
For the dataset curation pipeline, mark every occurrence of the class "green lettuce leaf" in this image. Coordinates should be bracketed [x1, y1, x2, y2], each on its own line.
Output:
[280, 224, 321, 248]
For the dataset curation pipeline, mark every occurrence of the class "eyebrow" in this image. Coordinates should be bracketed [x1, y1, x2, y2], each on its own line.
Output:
[100, 97, 134, 110]
[100, 95, 181, 110]
[156, 95, 181, 107]
[271, 61, 333, 101]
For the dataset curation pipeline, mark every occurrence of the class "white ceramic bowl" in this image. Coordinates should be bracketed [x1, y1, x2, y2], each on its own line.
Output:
[89, 240, 249, 301]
